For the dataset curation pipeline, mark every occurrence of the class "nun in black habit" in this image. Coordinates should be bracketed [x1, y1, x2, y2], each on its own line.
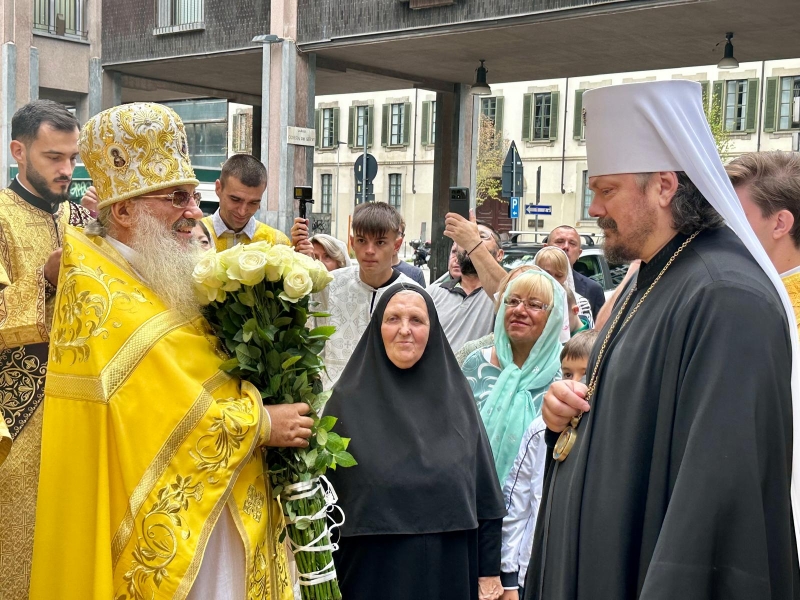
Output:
[325, 283, 506, 600]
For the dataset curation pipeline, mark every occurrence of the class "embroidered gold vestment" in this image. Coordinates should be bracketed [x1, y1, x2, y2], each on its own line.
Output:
[782, 271, 800, 334]
[0, 186, 90, 599]
[29, 227, 293, 600]
[201, 215, 290, 252]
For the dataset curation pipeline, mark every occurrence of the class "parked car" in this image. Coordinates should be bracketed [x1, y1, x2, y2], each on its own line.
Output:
[500, 232, 629, 298]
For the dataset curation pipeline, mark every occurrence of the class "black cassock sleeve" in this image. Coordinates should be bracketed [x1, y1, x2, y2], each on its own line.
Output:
[639, 281, 799, 600]
[478, 517, 503, 578]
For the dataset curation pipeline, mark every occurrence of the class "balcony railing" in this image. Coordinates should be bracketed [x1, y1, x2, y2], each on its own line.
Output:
[33, 0, 87, 39]
[155, 0, 205, 33]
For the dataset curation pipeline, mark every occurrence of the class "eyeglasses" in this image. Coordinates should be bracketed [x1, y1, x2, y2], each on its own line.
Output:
[504, 297, 550, 312]
[138, 190, 202, 208]
[478, 231, 494, 241]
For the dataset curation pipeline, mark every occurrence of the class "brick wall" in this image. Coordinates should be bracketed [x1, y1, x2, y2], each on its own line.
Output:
[297, 0, 645, 44]
[102, 0, 270, 65]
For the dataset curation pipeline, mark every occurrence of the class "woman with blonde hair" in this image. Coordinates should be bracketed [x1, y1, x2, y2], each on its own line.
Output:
[309, 233, 351, 271]
[534, 246, 594, 327]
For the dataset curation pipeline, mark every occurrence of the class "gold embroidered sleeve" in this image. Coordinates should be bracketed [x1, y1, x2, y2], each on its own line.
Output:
[0, 264, 48, 350]
[0, 418, 10, 466]
[258, 405, 272, 446]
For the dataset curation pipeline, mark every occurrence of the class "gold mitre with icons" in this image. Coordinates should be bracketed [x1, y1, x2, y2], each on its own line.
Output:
[79, 102, 200, 209]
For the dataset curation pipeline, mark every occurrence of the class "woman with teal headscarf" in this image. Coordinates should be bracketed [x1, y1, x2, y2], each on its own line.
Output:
[461, 270, 564, 485]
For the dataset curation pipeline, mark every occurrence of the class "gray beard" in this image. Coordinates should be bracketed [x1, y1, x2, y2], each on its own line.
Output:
[127, 208, 203, 318]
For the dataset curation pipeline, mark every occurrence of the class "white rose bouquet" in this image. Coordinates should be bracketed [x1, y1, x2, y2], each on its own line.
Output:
[193, 242, 354, 600]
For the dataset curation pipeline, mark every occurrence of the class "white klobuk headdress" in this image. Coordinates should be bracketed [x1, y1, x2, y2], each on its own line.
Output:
[583, 80, 800, 551]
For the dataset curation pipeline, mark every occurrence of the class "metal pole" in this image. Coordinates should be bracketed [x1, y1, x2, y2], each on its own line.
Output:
[512, 143, 517, 231]
[335, 143, 340, 238]
[534, 165, 541, 236]
[362, 109, 368, 204]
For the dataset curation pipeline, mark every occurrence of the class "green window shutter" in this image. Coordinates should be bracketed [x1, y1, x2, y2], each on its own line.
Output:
[367, 106, 374, 147]
[572, 89, 585, 140]
[332, 108, 340, 148]
[403, 102, 412, 145]
[421, 101, 431, 146]
[764, 76, 779, 133]
[381, 104, 390, 147]
[314, 109, 321, 149]
[494, 96, 505, 136]
[549, 91, 560, 141]
[521, 94, 532, 142]
[745, 78, 759, 132]
[347, 106, 355, 148]
[699, 81, 709, 109]
[712, 81, 725, 127]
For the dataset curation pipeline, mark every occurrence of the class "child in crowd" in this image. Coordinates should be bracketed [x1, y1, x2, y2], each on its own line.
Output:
[499, 330, 599, 600]
[566, 289, 592, 336]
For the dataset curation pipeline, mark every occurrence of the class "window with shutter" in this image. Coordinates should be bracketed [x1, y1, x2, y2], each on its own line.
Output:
[315, 109, 321, 149]
[332, 108, 340, 148]
[367, 106, 375, 147]
[494, 97, 505, 136]
[381, 104, 390, 147]
[549, 91, 560, 141]
[723, 80, 748, 132]
[744, 78, 759, 132]
[347, 107, 356, 148]
[421, 101, 431, 146]
[320, 174, 332, 213]
[430, 101, 437, 145]
[532, 93, 551, 140]
[403, 102, 412, 145]
[573, 89, 585, 140]
[764, 77, 779, 132]
[777, 75, 800, 131]
[522, 94, 532, 142]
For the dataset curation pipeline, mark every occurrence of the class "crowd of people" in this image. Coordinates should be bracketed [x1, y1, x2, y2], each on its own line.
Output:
[1, 78, 800, 600]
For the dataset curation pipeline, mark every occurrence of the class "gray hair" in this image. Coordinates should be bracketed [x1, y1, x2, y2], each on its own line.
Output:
[310, 234, 349, 268]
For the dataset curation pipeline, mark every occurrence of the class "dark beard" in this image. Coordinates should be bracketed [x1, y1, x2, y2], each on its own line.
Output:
[457, 251, 478, 277]
[25, 162, 71, 205]
[599, 216, 647, 264]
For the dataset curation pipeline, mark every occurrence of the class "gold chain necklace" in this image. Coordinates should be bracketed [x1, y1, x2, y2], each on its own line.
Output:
[553, 230, 700, 462]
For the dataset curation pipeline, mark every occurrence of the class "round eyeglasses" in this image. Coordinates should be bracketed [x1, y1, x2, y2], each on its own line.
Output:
[138, 190, 202, 208]
[504, 297, 550, 312]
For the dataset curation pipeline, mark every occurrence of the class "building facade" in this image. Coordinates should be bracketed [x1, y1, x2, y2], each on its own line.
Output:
[1, 0, 107, 187]
[313, 58, 800, 243]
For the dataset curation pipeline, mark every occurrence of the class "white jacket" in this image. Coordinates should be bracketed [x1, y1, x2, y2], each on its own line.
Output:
[500, 416, 548, 589]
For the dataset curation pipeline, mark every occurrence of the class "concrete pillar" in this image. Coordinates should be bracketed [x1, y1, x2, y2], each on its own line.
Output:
[88, 58, 102, 117]
[304, 53, 316, 186]
[102, 70, 121, 109]
[1, 42, 17, 187]
[29, 47, 39, 101]
[430, 86, 459, 280]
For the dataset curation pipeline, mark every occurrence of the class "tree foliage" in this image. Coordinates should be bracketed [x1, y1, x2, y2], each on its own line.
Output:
[476, 114, 510, 206]
[704, 91, 732, 158]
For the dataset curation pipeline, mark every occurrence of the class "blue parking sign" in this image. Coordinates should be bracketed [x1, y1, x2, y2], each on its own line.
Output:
[509, 197, 520, 219]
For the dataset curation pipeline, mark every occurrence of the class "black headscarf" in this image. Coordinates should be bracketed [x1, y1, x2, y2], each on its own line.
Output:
[325, 283, 505, 537]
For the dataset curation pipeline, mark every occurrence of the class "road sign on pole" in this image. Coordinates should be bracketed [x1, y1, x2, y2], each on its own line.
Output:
[509, 197, 521, 219]
[525, 204, 552, 215]
[502, 142, 524, 199]
[354, 154, 378, 183]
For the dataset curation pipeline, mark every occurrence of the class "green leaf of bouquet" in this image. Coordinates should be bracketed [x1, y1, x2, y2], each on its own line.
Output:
[295, 519, 311, 531]
[273, 316, 293, 328]
[267, 350, 281, 372]
[314, 449, 331, 472]
[218, 358, 239, 372]
[318, 416, 337, 432]
[230, 301, 249, 316]
[304, 449, 318, 468]
[316, 429, 328, 446]
[309, 326, 336, 339]
[237, 289, 256, 307]
[281, 355, 302, 369]
[342, 437, 351, 450]
[272, 484, 283, 498]
[309, 312, 332, 318]
[325, 432, 344, 452]
[333, 451, 357, 468]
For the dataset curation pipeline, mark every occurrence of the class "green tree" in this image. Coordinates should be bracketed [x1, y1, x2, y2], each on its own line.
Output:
[705, 91, 732, 158]
[476, 115, 509, 206]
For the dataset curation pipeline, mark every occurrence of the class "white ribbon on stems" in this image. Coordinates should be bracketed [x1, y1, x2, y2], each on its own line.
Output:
[281, 476, 346, 587]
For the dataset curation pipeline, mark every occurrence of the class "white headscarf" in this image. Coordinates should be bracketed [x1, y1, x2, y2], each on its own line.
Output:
[309, 234, 352, 268]
[584, 80, 800, 552]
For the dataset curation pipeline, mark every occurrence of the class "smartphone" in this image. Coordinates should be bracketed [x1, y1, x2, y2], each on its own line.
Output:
[449, 190, 470, 220]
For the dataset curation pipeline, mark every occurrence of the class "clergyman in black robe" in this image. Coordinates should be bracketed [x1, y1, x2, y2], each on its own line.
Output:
[526, 80, 800, 600]
[325, 283, 506, 600]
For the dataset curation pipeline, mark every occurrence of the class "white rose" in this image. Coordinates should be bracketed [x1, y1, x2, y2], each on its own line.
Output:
[192, 251, 224, 289]
[280, 268, 313, 302]
[194, 280, 227, 305]
[242, 240, 272, 254]
[265, 245, 296, 282]
[236, 251, 267, 287]
[309, 262, 333, 293]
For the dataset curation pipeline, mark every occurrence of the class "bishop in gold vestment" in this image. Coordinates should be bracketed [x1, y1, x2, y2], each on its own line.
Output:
[0, 178, 90, 598]
[30, 102, 295, 600]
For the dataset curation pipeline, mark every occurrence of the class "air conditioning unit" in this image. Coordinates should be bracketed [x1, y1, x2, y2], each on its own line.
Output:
[55, 14, 66, 36]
